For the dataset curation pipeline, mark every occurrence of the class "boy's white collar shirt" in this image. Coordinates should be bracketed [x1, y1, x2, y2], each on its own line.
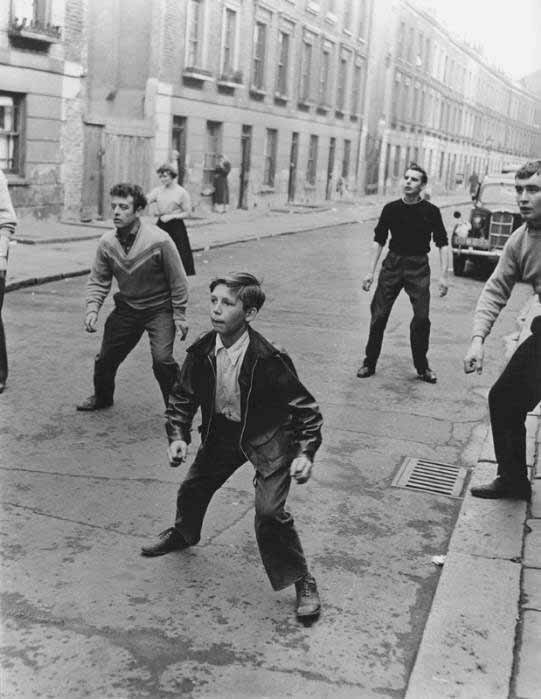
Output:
[214, 330, 250, 422]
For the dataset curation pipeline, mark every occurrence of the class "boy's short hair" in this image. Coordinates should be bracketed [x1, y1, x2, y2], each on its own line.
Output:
[210, 272, 266, 311]
[110, 183, 147, 211]
[516, 161, 541, 179]
[404, 162, 428, 185]
[156, 163, 178, 178]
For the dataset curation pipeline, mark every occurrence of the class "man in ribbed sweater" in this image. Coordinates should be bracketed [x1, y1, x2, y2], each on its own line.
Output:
[464, 160, 541, 502]
[77, 183, 189, 411]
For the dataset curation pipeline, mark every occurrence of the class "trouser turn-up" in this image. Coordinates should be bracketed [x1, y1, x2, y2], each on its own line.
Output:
[173, 415, 309, 591]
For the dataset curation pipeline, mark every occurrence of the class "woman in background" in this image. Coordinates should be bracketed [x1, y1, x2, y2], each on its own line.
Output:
[148, 163, 195, 276]
[212, 155, 231, 214]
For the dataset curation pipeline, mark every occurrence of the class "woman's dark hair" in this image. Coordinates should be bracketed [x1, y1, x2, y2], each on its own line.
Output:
[209, 272, 266, 311]
[156, 163, 178, 178]
[109, 183, 147, 211]
[516, 161, 541, 179]
[404, 162, 428, 185]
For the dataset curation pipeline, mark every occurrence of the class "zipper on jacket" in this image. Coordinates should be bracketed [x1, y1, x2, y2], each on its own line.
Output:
[204, 355, 217, 445]
[239, 358, 258, 461]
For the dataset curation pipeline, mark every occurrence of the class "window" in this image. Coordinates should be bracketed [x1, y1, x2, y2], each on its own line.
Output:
[336, 56, 347, 111]
[319, 47, 330, 105]
[187, 0, 202, 67]
[342, 139, 351, 178]
[300, 40, 313, 102]
[393, 146, 401, 177]
[343, 0, 352, 27]
[252, 22, 267, 90]
[263, 129, 277, 186]
[357, 0, 366, 37]
[275, 31, 290, 95]
[221, 8, 237, 77]
[351, 62, 363, 115]
[203, 120, 222, 186]
[10, 0, 49, 25]
[306, 134, 318, 185]
[0, 93, 23, 174]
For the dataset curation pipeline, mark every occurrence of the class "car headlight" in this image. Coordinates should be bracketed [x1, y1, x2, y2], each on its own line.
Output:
[471, 215, 484, 230]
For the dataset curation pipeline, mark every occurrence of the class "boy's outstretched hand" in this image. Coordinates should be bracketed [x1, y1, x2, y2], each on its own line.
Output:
[168, 440, 187, 467]
[290, 455, 313, 484]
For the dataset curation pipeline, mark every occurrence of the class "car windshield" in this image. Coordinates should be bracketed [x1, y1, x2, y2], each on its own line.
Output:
[478, 182, 517, 207]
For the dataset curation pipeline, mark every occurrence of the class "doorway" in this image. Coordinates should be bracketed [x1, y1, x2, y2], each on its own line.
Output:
[172, 116, 187, 185]
[238, 124, 252, 209]
[326, 137, 336, 200]
[288, 132, 299, 203]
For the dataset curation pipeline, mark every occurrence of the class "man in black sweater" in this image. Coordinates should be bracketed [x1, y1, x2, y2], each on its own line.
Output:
[357, 163, 449, 383]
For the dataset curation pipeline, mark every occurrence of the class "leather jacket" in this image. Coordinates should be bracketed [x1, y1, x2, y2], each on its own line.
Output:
[166, 327, 323, 476]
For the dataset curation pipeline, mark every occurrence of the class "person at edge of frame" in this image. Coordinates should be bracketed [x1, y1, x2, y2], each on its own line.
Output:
[464, 159, 541, 502]
[141, 272, 323, 620]
[0, 169, 17, 394]
[77, 182, 189, 412]
[357, 162, 449, 383]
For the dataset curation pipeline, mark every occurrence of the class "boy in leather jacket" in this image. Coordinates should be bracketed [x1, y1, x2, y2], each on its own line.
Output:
[141, 272, 323, 619]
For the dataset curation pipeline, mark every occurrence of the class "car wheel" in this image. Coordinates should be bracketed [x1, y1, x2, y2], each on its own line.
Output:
[453, 254, 466, 276]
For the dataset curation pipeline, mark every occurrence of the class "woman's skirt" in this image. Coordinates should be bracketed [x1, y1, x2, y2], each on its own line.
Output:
[157, 218, 195, 276]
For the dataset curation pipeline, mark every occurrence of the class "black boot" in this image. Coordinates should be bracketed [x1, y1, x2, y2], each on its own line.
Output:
[470, 477, 531, 502]
[295, 574, 321, 618]
[141, 528, 190, 557]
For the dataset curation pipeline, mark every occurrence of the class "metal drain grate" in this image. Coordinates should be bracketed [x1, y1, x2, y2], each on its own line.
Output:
[392, 457, 468, 498]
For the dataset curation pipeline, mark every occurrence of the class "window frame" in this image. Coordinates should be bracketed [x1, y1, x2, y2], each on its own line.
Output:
[0, 91, 24, 176]
[306, 134, 318, 185]
[263, 128, 278, 187]
[252, 21, 267, 90]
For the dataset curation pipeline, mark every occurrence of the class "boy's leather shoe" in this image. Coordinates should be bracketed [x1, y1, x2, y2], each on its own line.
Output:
[295, 574, 321, 618]
[141, 527, 190, 557]
[76, 395, 114, 411]
[470, 477, 531, 502]
[356, 364, 375, 378]
[417, 368, 437, 383]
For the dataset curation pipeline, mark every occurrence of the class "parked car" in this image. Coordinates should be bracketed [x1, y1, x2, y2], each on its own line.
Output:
[451, 174, 521, 276]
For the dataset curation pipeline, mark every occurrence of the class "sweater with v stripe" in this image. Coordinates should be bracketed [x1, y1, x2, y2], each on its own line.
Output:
[86, 220, 188, 322]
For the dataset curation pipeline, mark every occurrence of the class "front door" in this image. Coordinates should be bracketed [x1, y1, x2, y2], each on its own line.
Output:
[238, 124, 252, 209]
[81, 123, 105, 221]
[172, 116, 187, 185]
[288, 132, 299, 203]
[326, 137, 336, 200]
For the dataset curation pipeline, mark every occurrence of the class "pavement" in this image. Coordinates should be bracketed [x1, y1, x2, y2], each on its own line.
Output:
[5, 190, 540, 697]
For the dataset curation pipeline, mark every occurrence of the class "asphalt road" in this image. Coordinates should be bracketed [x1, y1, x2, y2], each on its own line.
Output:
[0, 220, 529, 698]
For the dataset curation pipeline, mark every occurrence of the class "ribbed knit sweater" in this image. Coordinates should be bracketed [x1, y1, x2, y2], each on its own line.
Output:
[86, 221, 188, 322]
[473, 223, 541, 338]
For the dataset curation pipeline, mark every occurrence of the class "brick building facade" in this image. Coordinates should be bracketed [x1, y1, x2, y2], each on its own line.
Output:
[0, 0, 86, 218]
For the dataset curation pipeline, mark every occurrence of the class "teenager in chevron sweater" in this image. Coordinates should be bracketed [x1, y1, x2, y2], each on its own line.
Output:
[77, 183, 189, 411]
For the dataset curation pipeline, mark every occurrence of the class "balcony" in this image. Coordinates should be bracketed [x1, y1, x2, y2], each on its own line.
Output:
[216, 70, 243, 92]
[8, 17, 61, 44]
[182, 66, 213, 85]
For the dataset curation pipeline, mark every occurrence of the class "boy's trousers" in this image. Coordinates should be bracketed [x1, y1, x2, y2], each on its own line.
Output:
[490, 317, 541, 484]
[173, 415, 309, 591]
[93, 295, 180, 406]
[364, 251, 431, 373]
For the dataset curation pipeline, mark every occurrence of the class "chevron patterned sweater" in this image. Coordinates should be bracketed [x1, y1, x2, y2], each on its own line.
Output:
[86, 221, 188, 321]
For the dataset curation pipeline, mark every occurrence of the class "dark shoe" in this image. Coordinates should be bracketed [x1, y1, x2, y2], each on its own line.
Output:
[356, 364, 375, 378]
[470, 477, 531, 502]
[295, 574, 321, 618]
[141, 527, 190, 557]
[76, 395, 113, 411]
[0, 382, 5, 394]
[417, 368, 437, 383]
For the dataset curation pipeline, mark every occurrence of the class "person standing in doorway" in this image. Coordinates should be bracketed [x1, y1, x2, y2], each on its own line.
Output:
[357, 163, 449, 383]
[147, 163, 195, 276]
[0, 169, 17, 394]
[212, 155, 231, 214]
[77, 183, 189, 412]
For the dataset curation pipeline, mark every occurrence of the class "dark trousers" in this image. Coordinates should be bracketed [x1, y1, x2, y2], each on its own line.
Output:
[490, 318, 541, 484]
[93, 296, 180, 406]
[364, 252, 431, 373]
[0, 271, 6, 384]
[173, 416, 309, 591]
